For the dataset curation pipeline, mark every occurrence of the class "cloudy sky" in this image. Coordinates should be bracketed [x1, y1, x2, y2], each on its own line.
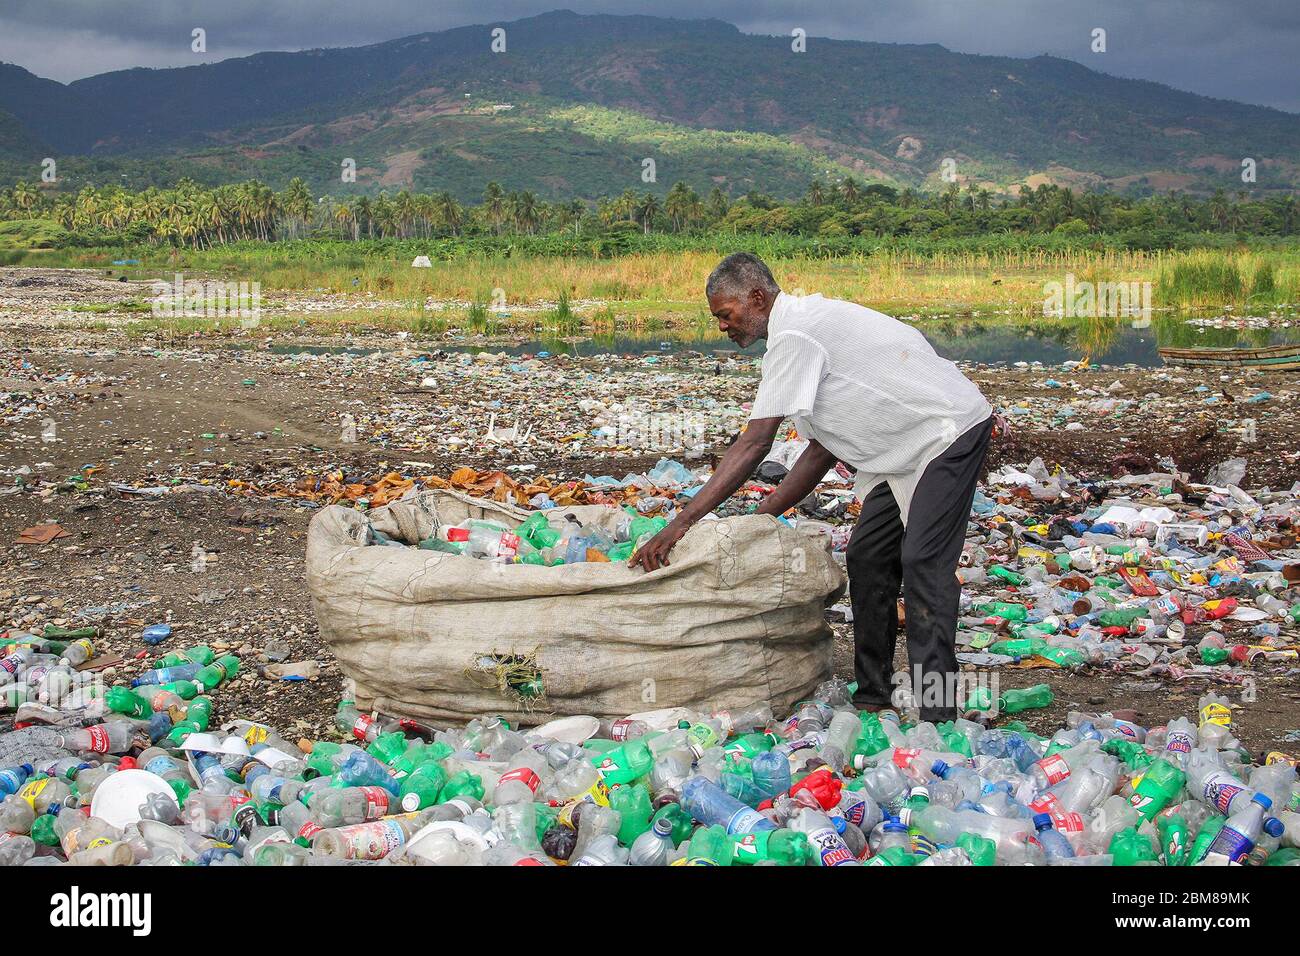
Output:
[1, 0, 1296, 112]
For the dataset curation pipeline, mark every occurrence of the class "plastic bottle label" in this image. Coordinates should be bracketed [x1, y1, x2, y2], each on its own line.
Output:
[724, 806, 768, 835]
[499, 767, 541, 793]
[1164, 732, 1193, 756]
[351, 714, 374, 741]
[1036, 754, 1071, 785]
[807, 826, 855, 866]
[335, 820, 405, 860]
[1205, 825, 1252, 864]
[1200, 703, 1232, 728]
[85, 725, 111, 753]
[18, 778, 49, 807]
[360, 786, 390, 819]
[1201, 774, 1247, 815]
[609, 719, 635, 742]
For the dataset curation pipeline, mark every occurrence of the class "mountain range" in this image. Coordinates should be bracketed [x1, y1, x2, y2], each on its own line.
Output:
[1, 9, 1297, 199]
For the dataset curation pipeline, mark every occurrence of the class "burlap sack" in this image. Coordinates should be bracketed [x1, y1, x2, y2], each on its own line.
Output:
[306, 490, 844, 726]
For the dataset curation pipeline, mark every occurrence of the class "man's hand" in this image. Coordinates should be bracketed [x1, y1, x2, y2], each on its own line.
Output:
[628, 415, 784, 573]
[629, 518, 690, 572]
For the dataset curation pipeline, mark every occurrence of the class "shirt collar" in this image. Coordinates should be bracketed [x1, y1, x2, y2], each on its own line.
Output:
[767, 290, 791, 335]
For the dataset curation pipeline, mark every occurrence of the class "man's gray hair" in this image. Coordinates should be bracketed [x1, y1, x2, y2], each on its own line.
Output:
[706, 252, 780, 300]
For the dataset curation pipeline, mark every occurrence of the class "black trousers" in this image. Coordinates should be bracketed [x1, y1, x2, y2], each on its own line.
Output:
[847, 416, 992, 723]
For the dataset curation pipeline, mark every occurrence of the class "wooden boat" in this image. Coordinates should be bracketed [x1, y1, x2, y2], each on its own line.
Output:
[1158, 343, 1300, 370]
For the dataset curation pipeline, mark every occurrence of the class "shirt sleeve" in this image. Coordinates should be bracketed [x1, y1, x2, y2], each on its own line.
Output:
[749, 331, 827, 421]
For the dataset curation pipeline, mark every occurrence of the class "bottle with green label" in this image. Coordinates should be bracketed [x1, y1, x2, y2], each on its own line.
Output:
[194, 654, 240, 691]
[590, 738, 654, 785]
[609, 783, 653, 846]
[398, 762, 447, 811]
[153, 645, 215, 668]
[973, 602, 1029, 622]
[731, 829, 810, 865]
[437, 770, 484, 804]
[998, 684, 1054, 714]
[1157, 813, 1189, 866]
[685, 824, 732, 866]
[957, 832, 997, 866]
[1186, 814, 1226, 865]
[1109, 828, 1159, 865]
[1129, 758, 1186, 821]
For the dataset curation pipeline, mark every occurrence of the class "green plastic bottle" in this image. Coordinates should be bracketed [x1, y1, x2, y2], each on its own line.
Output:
[1103, 739, 1153, 771]
[1186, 814, 1226, 865]
[1157, 813, 1189, 866]
[936, 722, 972, 758]
[194, 654, 240, 691]
[105, 686, 151, 719]
[731, 829, 810, 865]
[866, 845, 917, 866]
[854, 713, 891, 759]
[398, 762, 448, 811]
[651, 803, 692, 847]
[1109, 828, 1159, 865]
[1036, 646, 1087, 668]
[973, 602, 1029, 622]
[989, 565, 1026, 586]
[957, 832, 997, 866]
[685, 824, 732, 866]
[153, 645, 215, 668]
[1098, 607, 1145, 628]
[609, 783, 653, 846]
[590, 738, 654, 785]
[438, 770, 484, 804]
[159, 679, 200, 700]
[1129, 758, 1186, 821]
[998, 684, 1053, 714]
[1200, 647, 1230, 665]
[166, 696, 212, 745]
[367, 731, 408, 766]
[30, 813, 58, 847]
[988, 637, 1047, 657]
[965, 687, 995, 712]
[724, 732, 775, 760]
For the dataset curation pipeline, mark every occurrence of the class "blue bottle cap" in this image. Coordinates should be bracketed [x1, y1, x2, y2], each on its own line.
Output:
[1252, 793, 1273, 811]
[931, 759, 950, 777]
[1264, 817, 1284, 839]
[1033, 812, 1053, 830]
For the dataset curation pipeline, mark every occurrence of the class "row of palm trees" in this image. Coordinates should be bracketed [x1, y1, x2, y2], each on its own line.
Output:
[2, 174, 1297, 247]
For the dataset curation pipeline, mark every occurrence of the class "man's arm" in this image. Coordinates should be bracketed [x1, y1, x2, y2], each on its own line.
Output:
[754, 438, 838, 516]
[629, 416, 783, 571]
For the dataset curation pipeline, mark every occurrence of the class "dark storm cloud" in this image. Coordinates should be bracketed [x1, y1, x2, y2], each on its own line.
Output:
[0, 0, 1296, 111]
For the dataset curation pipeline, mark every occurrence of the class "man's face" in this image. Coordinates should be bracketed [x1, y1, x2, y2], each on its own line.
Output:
[708, 289, 771, 348]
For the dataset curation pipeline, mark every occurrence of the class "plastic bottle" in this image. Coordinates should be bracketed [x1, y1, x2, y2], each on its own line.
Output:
[680, 776, 775, 835]
[1197, 794, 1281, 865]
[790, 807, 859, 866]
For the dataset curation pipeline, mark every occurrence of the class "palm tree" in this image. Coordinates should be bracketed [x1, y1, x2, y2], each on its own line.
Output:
[483, 182, 506, 235]
[11, 181, 39, 214]
[636, 192, 660, 234]
[839, 177, 861, 206]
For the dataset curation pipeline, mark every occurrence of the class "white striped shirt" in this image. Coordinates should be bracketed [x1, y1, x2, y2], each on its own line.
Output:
[749, 292, 991, 526]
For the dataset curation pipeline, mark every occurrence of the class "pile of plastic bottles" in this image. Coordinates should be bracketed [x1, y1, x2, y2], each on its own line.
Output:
[948, 464, 1300, 678]
[371, 509, 671, 566]
[0, 677, 1296, 866]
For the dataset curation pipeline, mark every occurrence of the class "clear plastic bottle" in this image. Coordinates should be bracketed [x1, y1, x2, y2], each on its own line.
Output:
[790, 806, 859, 866]
[628, 816, 675, 866]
